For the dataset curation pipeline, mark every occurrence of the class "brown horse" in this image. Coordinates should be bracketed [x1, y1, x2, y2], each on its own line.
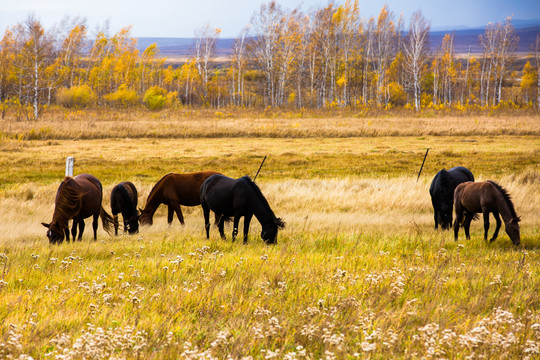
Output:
[42, 173, 114, 244]
[139, 171, 222, 226]
[453, 181, 520, 245]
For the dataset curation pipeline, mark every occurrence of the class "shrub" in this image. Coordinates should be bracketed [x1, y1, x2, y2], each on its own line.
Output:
[143, 86, 167, 111]
[56, 85, 96, 108]
[166, 91, 180, 108]
[104, 85, 139, 108]
[387, 82, 406, 107]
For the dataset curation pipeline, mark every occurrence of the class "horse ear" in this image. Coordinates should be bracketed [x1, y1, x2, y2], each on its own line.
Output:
[513, 217, 521, 224]
[41, 222, 50, 228]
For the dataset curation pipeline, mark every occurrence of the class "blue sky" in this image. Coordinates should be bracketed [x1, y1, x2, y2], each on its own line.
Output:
[1, 0, 539, 37]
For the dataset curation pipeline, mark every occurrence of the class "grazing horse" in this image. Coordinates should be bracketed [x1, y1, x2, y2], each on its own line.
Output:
[111, 181, 139, 235]
[453, 181, 520, 245]
[429, 166, 475, 230]
[200, 174, 285, 244]
[42, 173, 113, 243]
[139, 171, 222, 226]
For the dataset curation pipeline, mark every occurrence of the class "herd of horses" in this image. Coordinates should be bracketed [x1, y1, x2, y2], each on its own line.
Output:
[41, 166, 521, 246]
[42, 171, 285, 245]
[430, 166, 521, 245]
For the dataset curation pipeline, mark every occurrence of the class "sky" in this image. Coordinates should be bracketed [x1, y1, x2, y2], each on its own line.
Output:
[1, 0, 539, 38]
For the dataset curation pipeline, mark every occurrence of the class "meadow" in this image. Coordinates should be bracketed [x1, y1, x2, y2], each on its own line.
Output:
[0, 112, 539, 359]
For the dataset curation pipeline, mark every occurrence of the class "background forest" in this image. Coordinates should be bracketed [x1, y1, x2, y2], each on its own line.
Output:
[0, 0, 539, 120]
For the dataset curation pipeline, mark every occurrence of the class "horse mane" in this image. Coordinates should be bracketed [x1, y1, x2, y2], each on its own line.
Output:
[146, 173, 172, 203]
[487, 180, 518, 218]
[54, 178, 83, 225]
[242, 176, 277, 219]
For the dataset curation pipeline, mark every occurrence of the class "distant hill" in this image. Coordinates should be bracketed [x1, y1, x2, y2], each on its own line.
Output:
[430, 25, 540, 54]
[137, 24, 540, 58]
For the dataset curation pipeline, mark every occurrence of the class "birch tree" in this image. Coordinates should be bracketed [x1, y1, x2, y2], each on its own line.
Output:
[13, 15, 54, 120]
[194, 24, 221, 102]
[403, 10, 430, 111]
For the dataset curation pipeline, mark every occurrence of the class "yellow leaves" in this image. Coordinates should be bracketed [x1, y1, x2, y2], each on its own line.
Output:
[337, 74, 347, 88]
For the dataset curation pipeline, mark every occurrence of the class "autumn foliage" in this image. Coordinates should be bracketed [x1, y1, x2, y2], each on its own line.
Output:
[0, 2, 539, 119]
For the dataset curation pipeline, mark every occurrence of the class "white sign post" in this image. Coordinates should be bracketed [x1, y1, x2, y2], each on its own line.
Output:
[65, 157, 74, 177]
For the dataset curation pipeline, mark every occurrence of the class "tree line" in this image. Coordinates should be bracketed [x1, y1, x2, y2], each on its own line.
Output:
[1, 1, 539, 119]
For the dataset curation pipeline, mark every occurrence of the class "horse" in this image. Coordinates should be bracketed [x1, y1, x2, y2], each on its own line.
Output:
[139, 171, 222, 226]
[429, 166, 475, 230]
[200, 174, 285, 244]
[453, 181, 520, 245]
[111, 181, 139, 235]
[42, 173, 114, 244]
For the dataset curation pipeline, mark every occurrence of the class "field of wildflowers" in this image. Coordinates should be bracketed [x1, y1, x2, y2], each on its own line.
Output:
[0, 115, 539, 359]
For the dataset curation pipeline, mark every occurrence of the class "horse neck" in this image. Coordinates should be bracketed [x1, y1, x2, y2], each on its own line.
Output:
[52, 180, 81, 227]
[142, 188, 162, 216]
[250, 193, 275, 227]
[493, 190, 516, 223]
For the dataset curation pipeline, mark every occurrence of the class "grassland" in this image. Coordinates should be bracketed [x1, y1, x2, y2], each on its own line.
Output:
[0, 112, 539, 359]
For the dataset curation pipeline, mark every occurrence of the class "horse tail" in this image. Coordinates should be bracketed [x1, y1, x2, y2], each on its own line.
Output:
[100, 206, 115, 235]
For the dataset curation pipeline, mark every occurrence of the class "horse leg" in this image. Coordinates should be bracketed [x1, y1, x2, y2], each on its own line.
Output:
[463, 212, 474, 240]
[434, 208, 439, 230]
[167, 205, 174, 224]
[113, 213, 119, 236]
[218, 215, 226, 240]
[202, 203, 210, 239]
[171, 203, 185, 225]
[232, 216, 240, 242]
[482, 211, 490, 242]
[490, 212, 502, 242]
[78, 219, 85, 241]
[71, 220, 78, 241]
[453, 205, 463, 242]
[63, 227, 70, 244]
[243, 214, 253, 244]
[92, 213, 99, 241]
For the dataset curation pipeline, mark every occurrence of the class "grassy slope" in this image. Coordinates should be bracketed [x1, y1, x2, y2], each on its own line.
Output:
[0, 113, 539, 359]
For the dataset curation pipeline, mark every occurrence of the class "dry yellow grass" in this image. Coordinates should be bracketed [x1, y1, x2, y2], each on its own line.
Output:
[0, 114, 539, 359]
[1, 110, 539, 139]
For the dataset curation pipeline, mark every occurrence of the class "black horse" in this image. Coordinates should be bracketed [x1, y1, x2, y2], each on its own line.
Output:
[200, 174, 285, 244]
[110, 181, 139, 235]
[429, 166, 474, 230]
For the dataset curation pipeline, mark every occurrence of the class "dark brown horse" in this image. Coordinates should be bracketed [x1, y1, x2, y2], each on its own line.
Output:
[139, 171, 222, 226]
[42, 173, 114, 243]
[453, 181, 520, 245]
[200, 174, 285, 244]
[111, 181, 139, 235]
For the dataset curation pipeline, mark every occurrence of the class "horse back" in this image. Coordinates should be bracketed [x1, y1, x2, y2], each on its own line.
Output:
[111, 181, 138, 214]
[448, 166, 475, 184]
[73, 173, 103, 218]
[163, 171, 222, 206]
[455, 181, 496, 213]
[201, 174, 254, 215]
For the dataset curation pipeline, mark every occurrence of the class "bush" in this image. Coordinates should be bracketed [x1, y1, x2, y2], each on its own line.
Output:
[56, 85, 96, 108]
[387, 82, 406, 107]
[143, 86, 167, 110]
[104, 85, 139, 108]
[166, 91, 180, 108]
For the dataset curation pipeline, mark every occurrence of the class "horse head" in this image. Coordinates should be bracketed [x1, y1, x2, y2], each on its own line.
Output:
[138, 208, 152, 226]
[126, 214, 140, 234]
[41, 221, 65, 244]
[261, 217, 285, 244]
[506, 217, 521, 246]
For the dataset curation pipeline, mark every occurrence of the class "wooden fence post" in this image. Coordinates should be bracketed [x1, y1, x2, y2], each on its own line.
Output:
[65, 157, 74, 177]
